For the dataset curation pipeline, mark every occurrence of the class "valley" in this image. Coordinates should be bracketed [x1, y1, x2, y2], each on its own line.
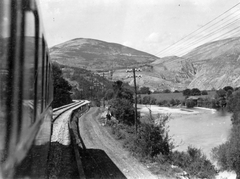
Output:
[50, 37, 240, 92]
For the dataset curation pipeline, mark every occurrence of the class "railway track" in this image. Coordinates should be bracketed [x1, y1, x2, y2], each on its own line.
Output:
[51, 100, 89, 145]
[48, 100, 90, 179]
[53, 100, 85, 121]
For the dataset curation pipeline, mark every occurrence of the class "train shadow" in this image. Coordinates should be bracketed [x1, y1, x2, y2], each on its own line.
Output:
[79, 147, 127, 179]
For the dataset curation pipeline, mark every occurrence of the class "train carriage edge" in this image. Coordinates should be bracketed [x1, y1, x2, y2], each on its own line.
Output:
[0, 0, 53, 178]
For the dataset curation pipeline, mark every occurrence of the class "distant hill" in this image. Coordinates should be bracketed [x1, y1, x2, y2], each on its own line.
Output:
[50, 38, 158, 71]
[50, 37, 240, 91]
[183, 37, 240, 90]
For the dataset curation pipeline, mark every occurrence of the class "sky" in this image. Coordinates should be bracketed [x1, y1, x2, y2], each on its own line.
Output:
[39, 0, 240, 57]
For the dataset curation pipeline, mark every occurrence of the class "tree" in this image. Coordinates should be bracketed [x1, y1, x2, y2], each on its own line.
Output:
[213, 90, 240, 178]
[113, 80, 123, 98]
[139, 86, 151, 94]
[170, 99, 176, 106]
[216, 89, 226, 98]
[109, 98, 135, 125]
[191, 88, 201, 96]
[186, 99, 196, 108]
[142, 96, 151, 104]
[52, 63, 72, 108]
[105, 89, 114, 100]
[215, 89, 227, 108]
[201, 90, 208, 95]
[183, 89, 191, 97]
[223, 86, 234, 92]
[163, 89, 171, 93]
[108, 80, 135, 125]
[213, 125, 240, 178]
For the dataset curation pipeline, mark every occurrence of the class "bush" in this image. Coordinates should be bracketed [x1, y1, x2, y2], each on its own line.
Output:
[212, 124, 240, 177]
[170, 99, 176, 106]
[124, 122, 172, 158]
[172, 147, 217, 178]
[109, 98, 135, 125]
[186, 99, 196, 108]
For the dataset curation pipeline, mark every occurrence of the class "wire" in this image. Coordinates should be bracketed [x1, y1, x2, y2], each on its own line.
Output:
[168, 18, 240, 56]
[159, 12, 240, 56]
[154, 2, 240, 57]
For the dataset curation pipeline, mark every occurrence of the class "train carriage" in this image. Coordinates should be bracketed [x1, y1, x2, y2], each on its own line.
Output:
[0, 0, 53, 178]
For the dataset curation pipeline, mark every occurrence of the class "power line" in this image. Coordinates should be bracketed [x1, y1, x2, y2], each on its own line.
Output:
[166, 18, 240, 56]
[154, 2, 240, 57]
[158, 12, 240, 56]
[155, 4, 240, 56]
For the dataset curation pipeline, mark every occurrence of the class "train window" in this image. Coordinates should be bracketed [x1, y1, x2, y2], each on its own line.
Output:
[0, 0, 10, 164]
[37, 36, 43, 113]
[41, 38, 46, 110]
[48, 63, 53, 104]
[22, 11, 36, 129]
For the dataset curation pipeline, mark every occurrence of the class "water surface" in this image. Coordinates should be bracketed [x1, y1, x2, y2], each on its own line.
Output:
[139, 105, 232, 160]
[169, 108, 232, 160]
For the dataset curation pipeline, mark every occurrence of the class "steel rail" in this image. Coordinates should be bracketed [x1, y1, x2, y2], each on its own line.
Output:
[52, 101, 86, 123]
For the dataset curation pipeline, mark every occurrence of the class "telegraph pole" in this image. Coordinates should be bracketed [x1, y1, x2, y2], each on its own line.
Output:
[126, 68, 142, 134]
[133, 68, 138, 134]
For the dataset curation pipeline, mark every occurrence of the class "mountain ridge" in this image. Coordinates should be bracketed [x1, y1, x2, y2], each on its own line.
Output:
[50, 37, 240, 91]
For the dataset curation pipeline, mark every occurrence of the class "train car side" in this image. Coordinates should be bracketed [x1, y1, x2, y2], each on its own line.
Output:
[0, 0, 53, 178]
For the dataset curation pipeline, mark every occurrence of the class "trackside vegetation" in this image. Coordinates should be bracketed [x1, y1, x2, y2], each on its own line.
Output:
[212, 89, 240, 179]
[52, 63, 72, 108]
[103, 81, 217, 178]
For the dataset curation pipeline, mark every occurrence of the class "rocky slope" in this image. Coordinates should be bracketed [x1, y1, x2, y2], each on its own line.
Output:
[183, 37, 240, 90]
[50, 37, 240, 91]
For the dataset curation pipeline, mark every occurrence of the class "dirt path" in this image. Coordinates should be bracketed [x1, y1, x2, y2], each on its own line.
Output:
[78, 107, 160, 179]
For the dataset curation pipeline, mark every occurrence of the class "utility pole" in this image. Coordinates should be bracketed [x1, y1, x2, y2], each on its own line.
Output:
[126, 68, 142, 134]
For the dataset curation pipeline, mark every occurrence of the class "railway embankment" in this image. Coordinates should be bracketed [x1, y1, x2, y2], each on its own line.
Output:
[48, 101, 89, 179]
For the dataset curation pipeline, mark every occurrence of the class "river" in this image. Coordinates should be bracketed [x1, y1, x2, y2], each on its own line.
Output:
[139, 105, 232, 161]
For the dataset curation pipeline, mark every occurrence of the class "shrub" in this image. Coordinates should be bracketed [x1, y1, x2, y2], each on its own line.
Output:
[124, 122, 172, 159]
[109, 98, 135, 125]
[170, 99, 176, 106]
[172, 147, 217, 178]
[212, 124, 240, 177]
[186, 99, 196, 108]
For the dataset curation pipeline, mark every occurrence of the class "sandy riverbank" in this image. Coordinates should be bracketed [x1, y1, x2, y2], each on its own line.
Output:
[138, 104, 199, 115]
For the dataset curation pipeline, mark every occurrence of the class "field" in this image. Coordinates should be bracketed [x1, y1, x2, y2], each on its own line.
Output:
[140, 91, 216, 102]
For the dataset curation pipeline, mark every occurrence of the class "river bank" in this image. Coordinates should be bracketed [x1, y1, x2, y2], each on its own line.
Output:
[139, 105, 236, 179]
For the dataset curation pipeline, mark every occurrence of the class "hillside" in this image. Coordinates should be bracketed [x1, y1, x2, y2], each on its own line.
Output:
[50, 38, 158, 70]
[183, 37, 240, 90]
[50, 37, 240, 91]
